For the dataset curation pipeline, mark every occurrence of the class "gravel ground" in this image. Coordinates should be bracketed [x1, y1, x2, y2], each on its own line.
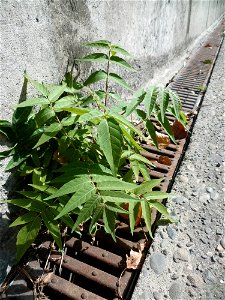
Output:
[132, 40, 225, 300]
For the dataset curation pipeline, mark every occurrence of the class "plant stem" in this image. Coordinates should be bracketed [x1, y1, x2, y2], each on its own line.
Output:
[104, 50, 111, 107]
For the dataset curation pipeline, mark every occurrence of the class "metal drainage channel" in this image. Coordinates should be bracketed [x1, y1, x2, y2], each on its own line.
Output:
[1, 22, 224, 300]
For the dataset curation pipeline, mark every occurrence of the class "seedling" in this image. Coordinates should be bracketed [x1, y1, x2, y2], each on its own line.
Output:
[0, 40, 184, 261]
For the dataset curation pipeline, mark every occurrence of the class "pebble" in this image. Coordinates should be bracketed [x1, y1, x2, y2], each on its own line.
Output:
[167, 227, 176, 240]
[153, 291, 162, 300]
[189, 202, 199, 212]
[171, 273, 179, 280]
[169, 282, 183, 300]
[187, 274, 203, 288]
[173, 249, 190, 262]
[150, 253, 167, 275]
[220, 236, 225, 249]
[188, 288, 196, 297]
[203, 270, 216, 283]
[199, 193, 210, 203]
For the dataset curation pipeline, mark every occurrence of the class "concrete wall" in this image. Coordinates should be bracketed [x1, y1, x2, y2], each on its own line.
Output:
[0, 0, 224, 117]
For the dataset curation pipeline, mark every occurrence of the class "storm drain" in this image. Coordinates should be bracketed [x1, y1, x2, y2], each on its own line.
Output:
[0, 21, 224, 300]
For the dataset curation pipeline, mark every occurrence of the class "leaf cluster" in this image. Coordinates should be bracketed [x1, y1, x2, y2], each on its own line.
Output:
[0, 40, 183, 262]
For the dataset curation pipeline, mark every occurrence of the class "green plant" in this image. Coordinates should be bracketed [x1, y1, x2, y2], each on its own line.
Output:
[202, 59, 212, 64]
[0, 40, 185, 262]
[196, 85, 207, 92]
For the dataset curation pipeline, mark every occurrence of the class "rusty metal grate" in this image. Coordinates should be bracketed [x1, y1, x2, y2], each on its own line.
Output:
[0, 22, 224, 300]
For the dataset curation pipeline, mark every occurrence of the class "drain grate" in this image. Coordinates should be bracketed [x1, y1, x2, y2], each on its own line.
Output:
[0, 21, 224, 300]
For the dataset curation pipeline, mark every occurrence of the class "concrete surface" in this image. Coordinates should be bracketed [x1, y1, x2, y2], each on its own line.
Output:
[132, 39, 225, 300]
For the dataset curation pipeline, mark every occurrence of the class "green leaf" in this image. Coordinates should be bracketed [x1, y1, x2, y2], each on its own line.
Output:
[144, 86, 158, 118]
[135, 108, 146, 120]
[42, 209, 62, 249]
[125, 90, 146, 117]
[103, 207, 116, 241]
[168, 89, 181, 120]
[141, 201, 153, 238]
[0, 120, 14, 140]
[97, 180, 136, 191]
[0, 147, 15, 160]
[35, 108, 55, 127]
[120, 125, 145, 152]
[9, 211, 38, 227]
[97, 118, 122, 176]
[138, 162, 151, 181]
[58, 107, 90, 115]
[45, 175, 91, 200]
[100, 190, 139, 203]
[53, 95, 77, 110]
[105, 202, 129, 214]
[133, 179, 163, 195]
[78, 53, 108, 62]
[72, 195, 99, 231]
[29, 184, 58, 196]
[130, 159, 139, 182]
[108, 92, 124, 102]
[159, 88, 169, 122]
[55, 182, 96, 219]
[33, 122, 62, 148]
[61, 116, 77, 126]
[111, 45, 131, 56]
[26, 76, 49, 97]
[48, 84, 66, 102]
[78, 110, 103, 123]
[5, 155, 27, 171]
[144, 191, 169, 200]
[109, 112, 145, 139]
[89, 204, 103, 234]
[129, 201, 140, 234]
[84, 40, 111, 50]
[108, 73, 132, 91]
[148, 200, 174, 222]
[16, 216, 42, 261]
[7, 198, 48, 212]
[84, 70, 107, 86]
[145, 119, 158, 148]
[50, 206, 74, 229]
[129, 153, 154, 167]
[156, 112, 175, 143]
[110, 56, 134, 70]
[16, 97, 49, 108]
